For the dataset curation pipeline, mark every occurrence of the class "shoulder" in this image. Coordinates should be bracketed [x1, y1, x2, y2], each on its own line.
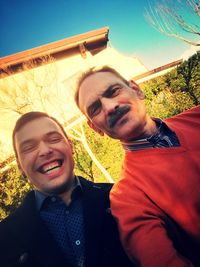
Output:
[167, 105, 200, 121]
[78, 176, 113, 190]
[78, 176, 114, 200]
[165, 105, 200, 128]
[0, 191, 35, 228]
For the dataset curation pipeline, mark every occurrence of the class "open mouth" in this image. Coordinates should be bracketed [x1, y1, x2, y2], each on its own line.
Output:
[38, 160, 63, 174]
[108, 106, 130, 128]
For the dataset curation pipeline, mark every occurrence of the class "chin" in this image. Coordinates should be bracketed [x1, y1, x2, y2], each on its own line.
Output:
[45, 181, 70, 195]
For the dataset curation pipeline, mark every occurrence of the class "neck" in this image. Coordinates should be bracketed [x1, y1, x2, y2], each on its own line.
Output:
[60, 191, 73, 205]
[122, 117, 158, 144]
[59, 175, 76, 205]
[143, 118, 158, 137]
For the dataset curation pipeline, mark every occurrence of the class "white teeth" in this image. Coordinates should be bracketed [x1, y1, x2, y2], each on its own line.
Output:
[42, 161, 61, 173]
[45, 167, 60, 174]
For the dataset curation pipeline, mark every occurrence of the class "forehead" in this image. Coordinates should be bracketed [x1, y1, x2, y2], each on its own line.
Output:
[79, 72, 123, 112]
[15, 117, 64, 145]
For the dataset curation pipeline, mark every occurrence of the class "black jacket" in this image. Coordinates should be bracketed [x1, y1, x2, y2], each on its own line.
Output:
[0, 177, 134, 267]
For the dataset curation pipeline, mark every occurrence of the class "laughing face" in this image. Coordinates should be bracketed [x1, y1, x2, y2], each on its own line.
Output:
[14, 117, 74, 195]
[78, 71, 153, 142]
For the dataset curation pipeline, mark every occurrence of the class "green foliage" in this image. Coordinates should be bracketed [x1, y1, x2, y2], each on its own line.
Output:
[73, 138, 95, 181]
[177, 52, 200, 105]
[73, 123, 124, 183]
[141, 52, 199, 118]
[0, 165, 31, 221]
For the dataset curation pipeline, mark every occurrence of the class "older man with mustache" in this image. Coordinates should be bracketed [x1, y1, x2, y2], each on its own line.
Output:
[74, 66, 200, 267]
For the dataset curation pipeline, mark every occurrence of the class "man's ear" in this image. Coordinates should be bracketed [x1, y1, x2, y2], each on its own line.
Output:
[67, 138, 74, 154]
[129, 80, 144, 100]
[87, 120, 104, 136]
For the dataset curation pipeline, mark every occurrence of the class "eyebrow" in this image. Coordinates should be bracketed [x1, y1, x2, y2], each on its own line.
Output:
[87, 84, 121, 116]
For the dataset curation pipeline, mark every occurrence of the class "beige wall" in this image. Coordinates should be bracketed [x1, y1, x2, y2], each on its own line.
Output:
[0, 46, 147, 160]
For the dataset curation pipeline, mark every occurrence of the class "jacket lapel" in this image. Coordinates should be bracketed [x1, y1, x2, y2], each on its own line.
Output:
[79, 177, 111, 267]
[12, 191, 67, 267]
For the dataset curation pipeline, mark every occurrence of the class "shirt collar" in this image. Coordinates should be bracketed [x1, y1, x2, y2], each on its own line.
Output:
[121, 118, 177, 151]
[35, 176, 83, 210]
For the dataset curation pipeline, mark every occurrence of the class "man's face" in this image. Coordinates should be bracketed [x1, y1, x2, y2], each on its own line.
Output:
[14, 117, 74, 195]
[78, 72, 148, 142]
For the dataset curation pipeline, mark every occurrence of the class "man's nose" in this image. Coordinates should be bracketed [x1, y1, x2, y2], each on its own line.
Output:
[38, 141, 53, 157]
[101, 98, 119, 115]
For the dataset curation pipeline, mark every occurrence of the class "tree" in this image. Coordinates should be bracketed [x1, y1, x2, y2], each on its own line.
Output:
[68, 120, 114, 183]
[145, 0, 200, 46]
[177, 51, 200, 105]
[0, 56, 58, 116]
[0, 165, 31, 221]
[140, 52, 199, 117]
[72, 121, 124, 183]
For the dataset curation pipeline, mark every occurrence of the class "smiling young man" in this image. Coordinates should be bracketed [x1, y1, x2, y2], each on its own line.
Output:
[75, 66, 200, 267]
[0, 111, 133, 267]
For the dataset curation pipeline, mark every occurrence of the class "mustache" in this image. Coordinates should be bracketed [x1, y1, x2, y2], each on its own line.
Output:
[108, 106, 130, 128]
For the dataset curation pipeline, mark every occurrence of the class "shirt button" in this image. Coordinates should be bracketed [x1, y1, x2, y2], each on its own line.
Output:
[106, 208, 111, 214]
[75, 240, 81, 246]
[19, 252, 29, 264]
[51, 197, 57, 202]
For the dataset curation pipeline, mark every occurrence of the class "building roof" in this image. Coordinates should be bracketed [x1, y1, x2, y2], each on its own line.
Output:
[133, 59, 183, 82]
[0, 27, 109, 73]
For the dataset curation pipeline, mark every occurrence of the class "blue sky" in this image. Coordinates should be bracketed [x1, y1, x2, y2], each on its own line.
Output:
[0, 0, 198, 69]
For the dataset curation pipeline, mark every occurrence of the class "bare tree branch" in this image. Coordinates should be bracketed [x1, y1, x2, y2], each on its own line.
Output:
[145, 0, 200, 46]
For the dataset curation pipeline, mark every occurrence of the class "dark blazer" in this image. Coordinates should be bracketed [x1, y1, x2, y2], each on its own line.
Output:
[0, 176, 133, 267]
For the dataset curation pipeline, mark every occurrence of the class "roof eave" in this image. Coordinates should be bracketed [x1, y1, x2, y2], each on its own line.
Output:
[0, 27, 109, 71]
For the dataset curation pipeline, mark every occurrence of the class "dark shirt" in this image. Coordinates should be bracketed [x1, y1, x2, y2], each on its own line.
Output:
[122, 118, 180, 151]
[35, 177, 85, 267]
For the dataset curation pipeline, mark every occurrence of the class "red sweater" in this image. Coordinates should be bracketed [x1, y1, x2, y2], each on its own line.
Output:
[110, 105, 200, 267]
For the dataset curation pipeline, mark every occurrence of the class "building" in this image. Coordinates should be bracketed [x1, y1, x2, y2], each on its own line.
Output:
[0, 26, 147, 164]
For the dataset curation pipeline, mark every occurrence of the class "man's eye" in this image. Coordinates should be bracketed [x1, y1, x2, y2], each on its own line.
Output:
[22, 144, 37, 153]
[106, 87, 120, 98]
[90, 106, 101, 118]
[89, 102, 101, 118]
[49, 136, 62, 143]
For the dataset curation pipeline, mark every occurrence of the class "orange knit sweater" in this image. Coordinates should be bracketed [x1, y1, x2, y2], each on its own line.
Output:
[111, 105, 200, 267]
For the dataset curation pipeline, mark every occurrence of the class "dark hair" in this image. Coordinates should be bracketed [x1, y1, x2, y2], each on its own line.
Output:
[12, 111, 68, 160]
[74, 65, 129, 110]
